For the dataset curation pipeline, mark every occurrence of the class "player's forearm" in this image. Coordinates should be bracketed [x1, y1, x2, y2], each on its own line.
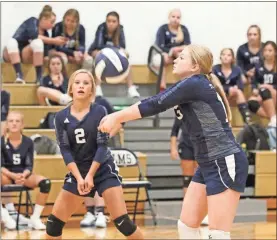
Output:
[110, 123, 123, 137]
[88, 161, 100, 177]
[170, 137, 178, 149]
[22, 169, 31, 178]
[67, 162, 83, 181]
[114, 103, 142, 124]
[1, 167, 16, 179]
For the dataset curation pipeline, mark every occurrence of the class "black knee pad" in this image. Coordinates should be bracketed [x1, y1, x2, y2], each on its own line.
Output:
[183, 176, 192, 188]
[46, 214, 65, 237]
[114, 214, 137, 236]
[39, 179, 51, 193]
[259, 88, 272, 101]
[248, 100, 261, 113]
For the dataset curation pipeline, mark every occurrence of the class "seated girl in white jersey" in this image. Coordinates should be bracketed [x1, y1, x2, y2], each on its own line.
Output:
[99, 44, 249, 239]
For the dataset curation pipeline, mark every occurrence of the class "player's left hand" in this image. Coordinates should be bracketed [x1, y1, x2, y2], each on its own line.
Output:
[98, 114, 117, 133]
[84, 174, 94, 193]
[15, 174, 25, 185]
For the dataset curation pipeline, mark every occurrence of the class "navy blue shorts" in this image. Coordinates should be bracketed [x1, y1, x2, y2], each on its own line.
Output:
[192, 151, 249, 195]
[178, 138, 195, 161]
[63, 160, 122, 197]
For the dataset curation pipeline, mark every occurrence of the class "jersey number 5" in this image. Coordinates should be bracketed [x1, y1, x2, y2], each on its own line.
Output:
[75, 128, 86, 144]
[13, 154, 21, 165]
[174, 106, 183, 120]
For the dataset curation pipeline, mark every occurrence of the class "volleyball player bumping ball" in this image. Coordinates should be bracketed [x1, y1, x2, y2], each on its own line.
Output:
[46, 48, 143, 239]
[99, 44, 249, 239]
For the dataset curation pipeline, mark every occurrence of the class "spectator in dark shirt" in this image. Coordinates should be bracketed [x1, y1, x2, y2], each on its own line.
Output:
[154, 9, 191, 91]
[88, 11, 140, 98]
[3, 5, 67, 84]
[37, 54, 71, 106]
[236, 25, 263, 83]
[248, 41, 277, 127]
[213, 48, 251, 124]
[51, 9, 93, 71]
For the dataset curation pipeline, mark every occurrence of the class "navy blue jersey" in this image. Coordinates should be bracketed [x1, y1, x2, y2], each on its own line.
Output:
[52, 22, 86, 56]
[155, 24, 191, 53]
[88, 22, 126, 55]
[12, 17, 50, 54]
[138, 74, 241, 162]
[171, 115, 190, 144]
[212, 64, 244, 91]
[54, 103, 112, 176]
[252, 63, 277, 89]
[236, 43, 263, 74]
[1, 135, 34, 173]
[1, 90, 10, 122]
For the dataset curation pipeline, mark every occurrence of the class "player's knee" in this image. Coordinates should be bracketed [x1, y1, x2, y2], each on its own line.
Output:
[30, 38, 44, 53]
[177, 219, 201, 239]
[248, 100, 260, 113]
[46, 214, 65, 237]
[6, 38, 19, 53]
[183, 176, 192, 188]
[82, 56, 93, 71]
[259, 88, 272, 101]
[38, 179, 51, 193]
[113, 214, 137, 236]
[208, 229, 231, 239]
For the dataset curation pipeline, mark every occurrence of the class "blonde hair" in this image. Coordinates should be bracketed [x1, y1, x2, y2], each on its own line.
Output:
[220, 48, 235, 65]
[63, 9, 80, 49]
[187, 44, 232, 123]
[169, 9, 184, 44]
[67, 69, 96, 101]
[5, 111, 24, 143]
[247, 25, 262, 47]
[39, 5, 55, 20]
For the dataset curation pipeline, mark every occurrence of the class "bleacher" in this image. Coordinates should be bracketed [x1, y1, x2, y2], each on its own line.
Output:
[2, 62, 276, 218]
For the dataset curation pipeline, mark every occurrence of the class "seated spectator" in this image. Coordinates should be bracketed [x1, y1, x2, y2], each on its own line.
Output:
[1, 111, 51, 230]
[37, 54, 71, 106]
[248, 41, 277, 127]
[51, 8, 93, 70]
[213, 48, 251, 124]
[2, 5, 66, 84]
[1, 90, 10, 136]
[88, 11, 140, 98]
[155, 8, 191, 91]
[236, 25, 263, 83]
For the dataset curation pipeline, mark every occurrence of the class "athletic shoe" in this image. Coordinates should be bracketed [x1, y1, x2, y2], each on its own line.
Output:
[80, 212, 96, 227]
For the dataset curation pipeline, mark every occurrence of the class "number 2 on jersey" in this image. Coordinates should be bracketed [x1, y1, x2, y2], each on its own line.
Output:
[75, 128, 86, 144]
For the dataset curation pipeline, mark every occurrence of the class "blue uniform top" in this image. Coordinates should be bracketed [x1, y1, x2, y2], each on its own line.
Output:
[212, 64, 244, 92]
[155, 24, 191, 53]
[41, 75, 68, 105]
[54, 103, 112, 176]
[252, 62, 277, 90]
[138, 74, 241, 162]
[236, 43, 263, 75]
[1, 135, 34, 173]
[95, 96, 114, 115]
[12, 17, 50, 54]
[88, 22, 126, 55]
[171, 115, 190, 146]
[52, 21, 86, 56]
[1, 90, 10, 122]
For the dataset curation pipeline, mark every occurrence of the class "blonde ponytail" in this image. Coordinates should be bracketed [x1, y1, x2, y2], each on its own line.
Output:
[207, 73, 232, 123]
[175, 25, 184, 44]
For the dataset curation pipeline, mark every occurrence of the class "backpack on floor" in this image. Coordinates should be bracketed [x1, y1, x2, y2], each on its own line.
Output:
[30, 134, 60, 155]
[39, 112, 56, 129]
[236, 123, 270, 151]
